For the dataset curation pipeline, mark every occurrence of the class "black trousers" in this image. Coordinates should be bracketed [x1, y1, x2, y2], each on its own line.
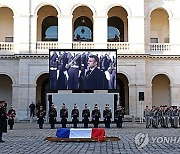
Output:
[84, 123, 88, 128]
[94, 124, 98, 128]
[39, 124, 43, 129]
[30, 110, 35, 117]
[73, 123, 77, 128]
[50, 123, 55, 129]
[0, 132, 2, 141]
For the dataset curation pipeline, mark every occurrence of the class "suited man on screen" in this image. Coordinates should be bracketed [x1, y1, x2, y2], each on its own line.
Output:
[85, 55, 106, 89]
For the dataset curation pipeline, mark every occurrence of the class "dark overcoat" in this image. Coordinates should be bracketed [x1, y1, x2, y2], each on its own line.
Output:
[0, 107, 7, 133]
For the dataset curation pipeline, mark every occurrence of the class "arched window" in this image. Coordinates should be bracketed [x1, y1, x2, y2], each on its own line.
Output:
[73, 16, 93, 42]
[42, 16, 58, 41]
[108, 16, 124, 42]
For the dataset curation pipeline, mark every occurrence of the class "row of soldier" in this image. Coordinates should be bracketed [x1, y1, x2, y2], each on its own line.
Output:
[144, 105, 180, 128]
[37, 103, 124, 129]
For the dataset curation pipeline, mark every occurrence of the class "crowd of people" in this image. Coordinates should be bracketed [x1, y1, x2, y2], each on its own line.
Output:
[144, 105, 180, 128]
[47, 103, 124, 130]
[49, 51, 116, 90]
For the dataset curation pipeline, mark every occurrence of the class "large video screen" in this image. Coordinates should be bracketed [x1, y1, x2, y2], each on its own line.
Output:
[49, 49, 117, 90]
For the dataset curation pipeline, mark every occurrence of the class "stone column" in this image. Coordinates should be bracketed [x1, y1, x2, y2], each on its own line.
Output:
[18, 15, 30, 53]
[169, 17, 180, 53]
[93, 16, 107, 49]
[30, 15, 38, 53]
[128, 16, 145, 53]
[13, 16, 20, 54]
[18, 84, 29, 120]
[145, 84, 152, 108]
[12, 84, 19, 121]
[128, 84, 137, 116]
[58, 15, 73, 49]
[144, 17, 151, 53]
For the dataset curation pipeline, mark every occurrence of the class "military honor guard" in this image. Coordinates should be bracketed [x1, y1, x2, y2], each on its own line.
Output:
[91, 104, 101, 128]
[178, 107, 180, 126]
[37, 106, 46, 129]
[103, 104, 112, 128]
[48, 103, 57, 129]
[7, 105, 16, 130]
[163, 106, 170, 128]
[172, 107, 179, 128]
[114, 105, 124, 128]
[144, 106, 151, 128]
[0, 101, 7, 143]
[60, 103, 68, 128]
[71, 104, 79, 128]
[82, 104, 90, 128]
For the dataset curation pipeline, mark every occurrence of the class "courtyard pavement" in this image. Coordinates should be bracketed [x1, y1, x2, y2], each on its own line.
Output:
[0, 121, 180, 154]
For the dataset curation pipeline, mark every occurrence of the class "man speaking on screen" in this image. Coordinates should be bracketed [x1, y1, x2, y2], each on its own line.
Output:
[85, 54, 108, 89]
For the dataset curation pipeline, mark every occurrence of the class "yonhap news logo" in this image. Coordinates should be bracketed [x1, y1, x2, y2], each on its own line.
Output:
[135, 133, 180, 148]
[135, 133, 149, 148]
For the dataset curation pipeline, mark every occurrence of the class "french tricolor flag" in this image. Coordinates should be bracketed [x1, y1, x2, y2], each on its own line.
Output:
[56, 128, 105, 142]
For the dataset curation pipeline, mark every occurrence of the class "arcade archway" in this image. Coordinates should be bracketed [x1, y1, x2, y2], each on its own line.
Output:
[36, 73, 49, 110]
[0, 74, 13, 109]
[117, 73, 129, 114]
[152, 74, 171, 107]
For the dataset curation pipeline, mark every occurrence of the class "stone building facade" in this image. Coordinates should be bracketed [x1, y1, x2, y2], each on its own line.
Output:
[0, 0, 180, 120]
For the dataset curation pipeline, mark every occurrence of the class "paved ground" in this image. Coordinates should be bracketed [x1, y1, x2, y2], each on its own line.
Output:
[1, 122, 180, 154]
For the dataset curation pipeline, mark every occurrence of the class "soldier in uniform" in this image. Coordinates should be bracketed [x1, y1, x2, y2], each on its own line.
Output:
[158, 106, 164, 127]
[163, 106, 170, 128]
[114, 105, 124, 128]
[0, 101, 7, 143]
[92, 104, 101, 128]
[37, 106, 46, 129]
[169, 106, 174, 127]
[48, 103, 57, 129]
[151, 106, 158, 128]
[82, 104, 90, 128]
[144, 106, 151, 128]
[7, 105, 16, 130]
[171, 106, 178, 128]
[71, 104, 79, 128]
[60, 103, 68, 128]
[178, 107, 180, 126]
[103, 104, 112, 128]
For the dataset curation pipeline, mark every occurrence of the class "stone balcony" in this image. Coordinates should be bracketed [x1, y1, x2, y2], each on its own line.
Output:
[150, 43, 170, 52]
[0, 42, 14, 54]
[0, 41, 172, 54]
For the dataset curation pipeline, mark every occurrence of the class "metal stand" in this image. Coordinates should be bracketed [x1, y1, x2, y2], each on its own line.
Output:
[140, 100, 144, 123]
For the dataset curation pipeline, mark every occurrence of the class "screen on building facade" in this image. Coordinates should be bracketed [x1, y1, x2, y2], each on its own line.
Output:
[49, 49, 117, 90]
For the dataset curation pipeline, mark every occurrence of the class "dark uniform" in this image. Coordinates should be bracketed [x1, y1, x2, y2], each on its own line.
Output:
[152, 107, 159, 128]
[114, 105, 124, 128]
[48, 104, 57, 129]
[103, 104, 112, 128]
[8, 106, 16, 130]
[37, 106, 46, 129]
[92, 104, 101, 128]
[50, 51, 58, 90]
[178, 107, 180, 126]
[29, 102, 35, 117]
[71, 104, 79, 128]
[0, 101, 7, 142]
[163, 107, 170, 128]
[82, 104, 90, 128]
[171, 107, 179, 128]
[60, 104, 68, 128]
